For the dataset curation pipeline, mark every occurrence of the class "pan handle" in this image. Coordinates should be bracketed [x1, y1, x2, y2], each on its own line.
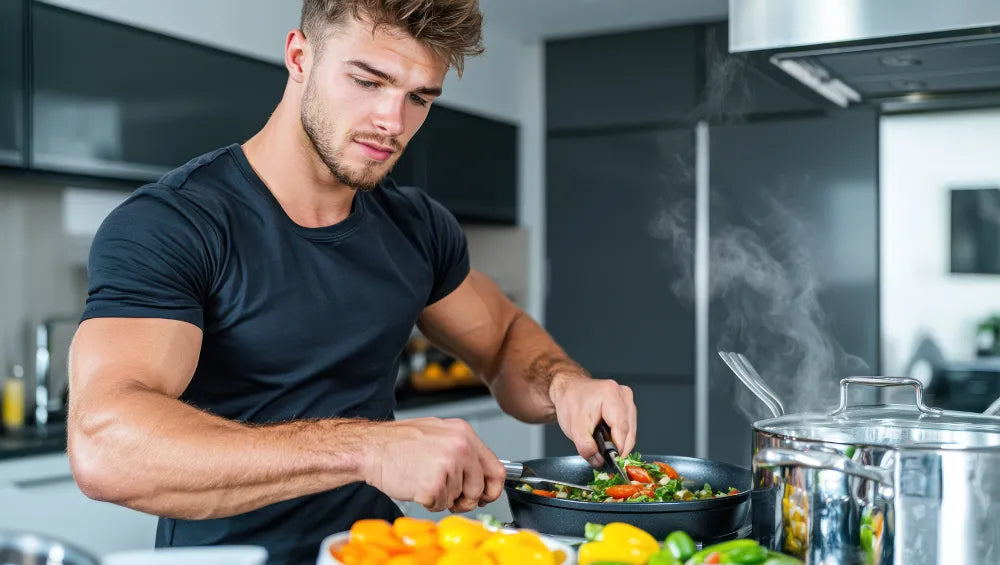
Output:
[829, 376, 943, 418]
[500, 460, 524, 480]
[754, 448, 894, 486]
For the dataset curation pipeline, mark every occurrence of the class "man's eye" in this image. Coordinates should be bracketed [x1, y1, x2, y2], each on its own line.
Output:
[353, 78, 378, 89]
[408, 93, 428, 107]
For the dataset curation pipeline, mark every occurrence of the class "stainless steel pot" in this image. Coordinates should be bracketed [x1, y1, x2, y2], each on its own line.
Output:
[0, 531, 100, 565]
[750, 376, 1000, 565]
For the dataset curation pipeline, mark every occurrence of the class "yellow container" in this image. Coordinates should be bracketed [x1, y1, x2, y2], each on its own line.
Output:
[2, 365, 25, 431]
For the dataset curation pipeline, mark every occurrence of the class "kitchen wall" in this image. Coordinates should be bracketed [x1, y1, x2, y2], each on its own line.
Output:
[881, 108, 1000, 375]
[0, 179, 97, 380]
[37, 0, 548, 322]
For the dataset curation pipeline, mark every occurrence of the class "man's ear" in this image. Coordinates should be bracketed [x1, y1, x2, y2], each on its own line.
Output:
[285, 29, 309, 83]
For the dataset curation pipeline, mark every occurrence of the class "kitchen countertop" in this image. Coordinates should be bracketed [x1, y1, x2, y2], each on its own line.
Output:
[394, 385, 492, 411]
[0, 422, 68, 461]
[0, 389, 496, 461]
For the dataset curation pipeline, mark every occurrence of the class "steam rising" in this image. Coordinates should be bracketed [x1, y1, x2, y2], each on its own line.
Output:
[649, 27, 869, 421]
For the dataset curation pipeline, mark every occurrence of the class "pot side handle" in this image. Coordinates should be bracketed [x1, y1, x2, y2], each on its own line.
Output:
[754, 448, 894, 486]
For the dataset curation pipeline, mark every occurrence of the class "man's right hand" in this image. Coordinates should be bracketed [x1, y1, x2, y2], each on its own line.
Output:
[359, 417, 506, 513]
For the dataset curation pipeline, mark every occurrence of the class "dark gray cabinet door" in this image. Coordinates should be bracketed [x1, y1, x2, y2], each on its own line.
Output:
[544, 376, 694, 457]
[0, 0, 24, 166]
[547, 26, 700, 130]
[31, 3, 286, 180]
[546, 128, 695, 378]
[391, 104, 518, 224]
[707, 109, 879, 466]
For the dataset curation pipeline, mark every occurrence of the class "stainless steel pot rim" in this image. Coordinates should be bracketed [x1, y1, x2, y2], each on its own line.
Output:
[753, 427, 1000, 452]
[758, 403, 1000, 432]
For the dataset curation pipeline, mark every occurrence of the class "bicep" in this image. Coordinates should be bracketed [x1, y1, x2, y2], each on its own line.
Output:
[417, 269, 519, 376]
[70, 317, 203, 401]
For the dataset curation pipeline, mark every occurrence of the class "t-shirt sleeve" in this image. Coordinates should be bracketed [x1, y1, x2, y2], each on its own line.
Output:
[82, 187, 216, 328]
[406, 189, 470, 306]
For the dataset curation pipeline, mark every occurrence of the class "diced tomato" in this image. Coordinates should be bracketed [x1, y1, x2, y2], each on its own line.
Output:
[655, 461, 680, 480]
[531, 489, 557, 498]
[729, 488, 739, 495]
[641, 488, 657, 498]
[605, 484, 642, 499]
[625, 465, 654, 483]
[705, 551, 722, 564]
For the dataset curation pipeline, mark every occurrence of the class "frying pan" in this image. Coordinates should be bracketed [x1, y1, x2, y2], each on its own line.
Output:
[504, 455, 750, 541]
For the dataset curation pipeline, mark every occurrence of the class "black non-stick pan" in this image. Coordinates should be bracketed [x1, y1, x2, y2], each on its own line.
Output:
[505, 455, 750, 542]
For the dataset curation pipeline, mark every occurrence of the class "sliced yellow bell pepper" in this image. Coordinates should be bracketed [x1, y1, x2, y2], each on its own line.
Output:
[577, 522, 661, 565]
[437, 516, 490, 551]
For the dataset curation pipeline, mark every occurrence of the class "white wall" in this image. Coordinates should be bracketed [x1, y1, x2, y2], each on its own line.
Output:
[38, 0, 547, 322]
[880, 108, 1000, 375]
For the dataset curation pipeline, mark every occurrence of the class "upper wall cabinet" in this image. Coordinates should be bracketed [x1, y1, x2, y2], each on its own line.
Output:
[0, 0, 25, 167]
[546, 26, 701, 130]
[392, 104, 518, 224]
[30, 3, 287, 180]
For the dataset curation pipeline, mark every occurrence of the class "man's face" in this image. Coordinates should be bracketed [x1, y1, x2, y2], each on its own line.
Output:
[300, 17, 447, 191]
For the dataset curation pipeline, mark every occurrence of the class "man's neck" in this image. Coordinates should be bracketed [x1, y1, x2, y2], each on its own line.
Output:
[241, 102, 357, 229]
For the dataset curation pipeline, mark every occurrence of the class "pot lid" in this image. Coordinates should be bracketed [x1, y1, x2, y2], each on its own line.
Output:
[756, 376, 1000, 449]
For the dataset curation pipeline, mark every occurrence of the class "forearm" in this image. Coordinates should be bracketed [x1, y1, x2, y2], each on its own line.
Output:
[69, 384, 367, 520]
[485, 312, 591, 423]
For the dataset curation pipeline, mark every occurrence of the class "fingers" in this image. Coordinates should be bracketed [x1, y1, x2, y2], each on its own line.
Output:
[599, 382, 633, 456]
[450, 461, 484, 513]
[570, 424, 604, 468]
[434, 465, 462, 512]
[621, 385, 637, 456]
[477, 444, 506, 506]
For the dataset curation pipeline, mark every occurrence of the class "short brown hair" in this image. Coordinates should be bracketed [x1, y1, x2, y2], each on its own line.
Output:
[301, 0, 484, 77]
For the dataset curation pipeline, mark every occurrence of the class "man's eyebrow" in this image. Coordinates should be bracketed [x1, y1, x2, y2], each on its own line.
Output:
[414, 85, 443, 97]
[346, 60, 396, 84]
[346, 60, 442, 97]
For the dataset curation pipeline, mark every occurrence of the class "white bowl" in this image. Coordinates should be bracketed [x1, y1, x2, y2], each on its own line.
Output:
[317, 529, 577, 565]
[102, 546, 268, 565]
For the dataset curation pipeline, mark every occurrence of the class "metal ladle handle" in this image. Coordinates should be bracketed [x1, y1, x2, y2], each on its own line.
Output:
[829, 376, 943, 418]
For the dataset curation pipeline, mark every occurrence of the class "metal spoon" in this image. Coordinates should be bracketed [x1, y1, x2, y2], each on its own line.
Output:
[718, 351, 786, 418]
[502, 460, 594, 492]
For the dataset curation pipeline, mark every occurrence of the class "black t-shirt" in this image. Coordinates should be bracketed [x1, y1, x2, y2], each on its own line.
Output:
[82, 144, 470, 563]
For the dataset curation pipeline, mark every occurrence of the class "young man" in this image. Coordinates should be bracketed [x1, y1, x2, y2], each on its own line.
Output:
[68, 0, 637, 562]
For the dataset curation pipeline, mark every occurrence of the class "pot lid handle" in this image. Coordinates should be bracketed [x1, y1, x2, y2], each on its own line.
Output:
[829, 376, 943, 418]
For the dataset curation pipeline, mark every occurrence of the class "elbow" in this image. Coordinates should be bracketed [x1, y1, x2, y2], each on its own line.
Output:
[67, 416, 126, 504]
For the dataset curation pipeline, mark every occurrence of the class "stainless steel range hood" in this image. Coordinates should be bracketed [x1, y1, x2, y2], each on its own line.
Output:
[729, 0, 1000, 112]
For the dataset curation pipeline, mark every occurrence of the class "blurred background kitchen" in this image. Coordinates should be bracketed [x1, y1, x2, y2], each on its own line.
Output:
[2, 0, 1000, 557]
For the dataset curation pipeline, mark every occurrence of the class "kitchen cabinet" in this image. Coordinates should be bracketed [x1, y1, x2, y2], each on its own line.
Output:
[0, 453, 158, 556]
[707, 109, 879, 466]
[30, 2, 285, 180]
[0, 0, 25, 166]
[543, 376, 695, 458]
[392, 104, 518, 224]
[546, 26, 701, 131]
[546, 128, 695, 378]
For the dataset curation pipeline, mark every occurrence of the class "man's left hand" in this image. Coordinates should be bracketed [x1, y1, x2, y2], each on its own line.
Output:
[549, 373, 637, 467]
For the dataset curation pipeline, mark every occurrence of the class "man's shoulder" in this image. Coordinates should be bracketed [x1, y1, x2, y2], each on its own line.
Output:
[157, 144, 243, 195]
